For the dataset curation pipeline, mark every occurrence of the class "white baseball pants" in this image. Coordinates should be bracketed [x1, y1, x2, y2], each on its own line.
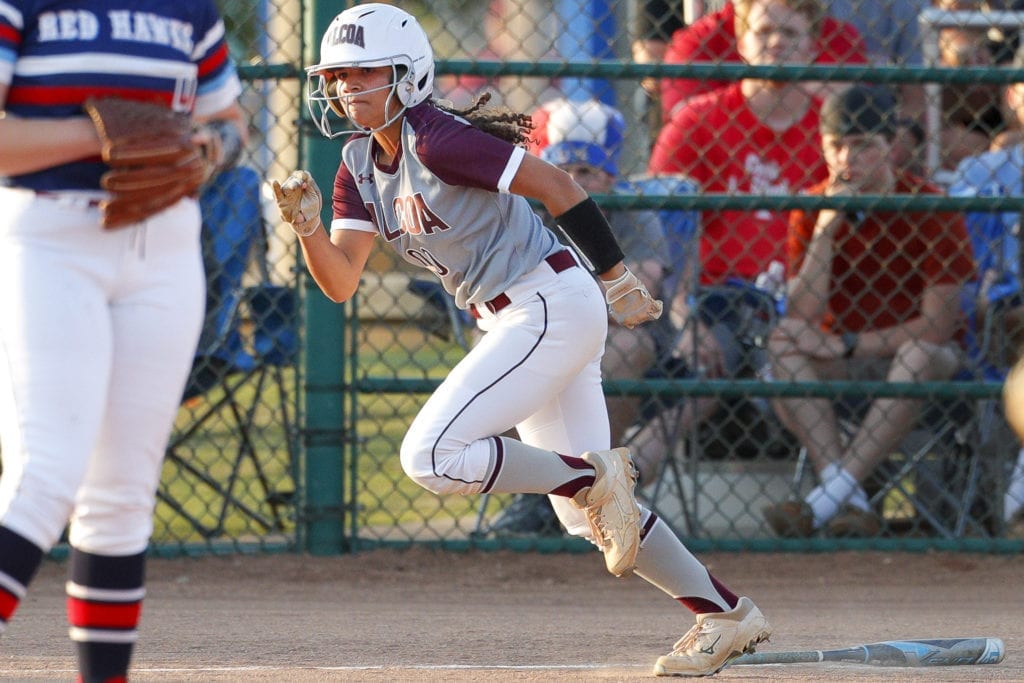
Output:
[399, 255, 612, 538]
[0, 189, 204, 555]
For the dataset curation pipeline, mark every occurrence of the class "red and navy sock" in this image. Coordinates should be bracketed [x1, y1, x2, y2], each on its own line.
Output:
[0, 525, 45, 634]
[66, 548, 146, 683]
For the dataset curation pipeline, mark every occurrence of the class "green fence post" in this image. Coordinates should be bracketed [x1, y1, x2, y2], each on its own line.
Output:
[299, 0, 350, 555]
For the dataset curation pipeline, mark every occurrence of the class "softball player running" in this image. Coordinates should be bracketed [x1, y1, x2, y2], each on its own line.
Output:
[274, 4, 769, 676]
[0, 2, 246, 681]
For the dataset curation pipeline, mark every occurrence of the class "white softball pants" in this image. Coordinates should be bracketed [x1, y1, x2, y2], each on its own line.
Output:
[399, 256, 611, 538]
[0, 189, 204, 555]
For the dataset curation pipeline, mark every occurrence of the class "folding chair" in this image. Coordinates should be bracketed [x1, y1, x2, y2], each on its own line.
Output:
[158, 166, 299, 539]
[624, 278, 796, 537]
[880, 206, 1024, 538]
[787, 387, 999, 538]
[949, 207, 1024, 535]
[406, 278, 473, 351]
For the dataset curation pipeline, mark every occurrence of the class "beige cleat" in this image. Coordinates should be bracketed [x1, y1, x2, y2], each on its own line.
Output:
[652, 597, 771, 677]
[571, 447, 640, 577]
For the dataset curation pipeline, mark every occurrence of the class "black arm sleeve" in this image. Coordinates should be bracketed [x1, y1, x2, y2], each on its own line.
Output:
[554, 197, 625, 275]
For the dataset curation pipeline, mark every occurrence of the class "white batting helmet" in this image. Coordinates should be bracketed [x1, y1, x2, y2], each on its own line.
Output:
[306, 3, 435, 137]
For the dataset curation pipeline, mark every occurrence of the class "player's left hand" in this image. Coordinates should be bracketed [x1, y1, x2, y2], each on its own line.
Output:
[603, 268, 663, 328]
[192, 119, 244, 181]
[190, 125, 222, 186]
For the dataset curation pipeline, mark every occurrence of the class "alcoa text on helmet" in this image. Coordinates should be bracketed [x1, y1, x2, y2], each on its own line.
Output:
[306, 3, 435, 137]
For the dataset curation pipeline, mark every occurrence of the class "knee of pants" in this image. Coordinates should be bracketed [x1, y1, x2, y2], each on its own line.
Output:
[68, 495, 153, 556]
[0, 471, 77, 551]
[399, 435, 473, 496]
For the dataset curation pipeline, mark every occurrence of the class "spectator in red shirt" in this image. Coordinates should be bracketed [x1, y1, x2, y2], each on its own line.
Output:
[629, 0, 828, 482]
[763, 85, 976, 538]
[649, 0, 828, 287]
[659, 0, 868, 121]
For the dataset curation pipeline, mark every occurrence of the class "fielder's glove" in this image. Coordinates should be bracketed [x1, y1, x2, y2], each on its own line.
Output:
[602, 268, 664, 328]
[272, 170, 323, 237]
[84, 96, 210, 229]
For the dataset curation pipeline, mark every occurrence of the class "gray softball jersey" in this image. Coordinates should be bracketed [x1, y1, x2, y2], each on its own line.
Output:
[330, 103, 561, 310]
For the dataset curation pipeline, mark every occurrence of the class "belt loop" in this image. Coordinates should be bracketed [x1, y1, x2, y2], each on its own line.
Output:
[545, 248, 577, 274]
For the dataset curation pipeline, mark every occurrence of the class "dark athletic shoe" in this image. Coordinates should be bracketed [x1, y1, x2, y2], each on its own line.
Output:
[762, 500, 815, 538]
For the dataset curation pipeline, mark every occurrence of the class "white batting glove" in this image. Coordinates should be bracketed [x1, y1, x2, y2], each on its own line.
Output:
[272, 170, 323, 237]
[603, 268, 664, 329]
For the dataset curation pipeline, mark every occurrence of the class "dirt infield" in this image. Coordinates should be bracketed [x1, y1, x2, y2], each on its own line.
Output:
[3, 549, 1021, 681]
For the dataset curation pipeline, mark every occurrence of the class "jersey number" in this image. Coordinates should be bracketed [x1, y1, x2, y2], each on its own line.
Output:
[406, 248, 449, 276]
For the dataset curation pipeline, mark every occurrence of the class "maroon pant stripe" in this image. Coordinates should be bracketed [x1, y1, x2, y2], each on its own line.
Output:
[480, 436, 504, 493]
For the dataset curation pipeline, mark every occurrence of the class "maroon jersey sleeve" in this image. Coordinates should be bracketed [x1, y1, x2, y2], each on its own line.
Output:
[331, 157, 373, 224]
[405, 105, 517, 191]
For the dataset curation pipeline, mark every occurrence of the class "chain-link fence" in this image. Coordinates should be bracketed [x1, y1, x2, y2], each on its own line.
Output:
[152, 0, 305, 553]
[154, 0, 1024, 555]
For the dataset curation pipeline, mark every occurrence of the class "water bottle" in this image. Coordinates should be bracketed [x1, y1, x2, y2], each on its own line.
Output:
[752, 261, 785, 413]
[754, 260, 787, 314]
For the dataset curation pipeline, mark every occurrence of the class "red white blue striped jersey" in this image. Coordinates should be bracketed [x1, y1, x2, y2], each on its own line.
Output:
[0, 0, 242, 191]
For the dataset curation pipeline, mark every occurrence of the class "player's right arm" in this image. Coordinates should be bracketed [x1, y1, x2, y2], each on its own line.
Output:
[511, 153, 625, 281]
[509, 154, 593, 226]
[785, 205, 841, 323]
[0, 85, 101, 176]
[511, 153, 663, 327]
[273, 168, 375, 304]
[301, 227, 375, 304]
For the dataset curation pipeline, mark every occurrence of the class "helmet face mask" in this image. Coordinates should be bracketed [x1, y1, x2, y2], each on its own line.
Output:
[315, 65, 409, 130]
[306, 4, 435, 138]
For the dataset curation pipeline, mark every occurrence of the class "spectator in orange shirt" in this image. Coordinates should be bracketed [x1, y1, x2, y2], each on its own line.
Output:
[763, 85, 976, 538]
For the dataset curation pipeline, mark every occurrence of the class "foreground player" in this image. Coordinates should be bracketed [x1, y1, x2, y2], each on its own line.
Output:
[0, 2, 246, 681]
[274, 4, 769, 676]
